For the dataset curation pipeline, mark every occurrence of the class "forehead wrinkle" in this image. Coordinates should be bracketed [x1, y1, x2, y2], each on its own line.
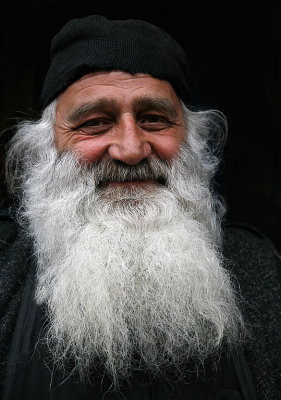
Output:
[66, 98, 119, 124]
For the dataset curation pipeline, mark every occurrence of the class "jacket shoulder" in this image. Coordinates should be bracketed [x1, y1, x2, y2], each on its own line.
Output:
[223, 222, 281, 399]
[222, 221, 281, 328]
[223, 222, 280, 278]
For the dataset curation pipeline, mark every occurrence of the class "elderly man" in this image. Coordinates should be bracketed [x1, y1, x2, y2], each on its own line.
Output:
[0, 15, 280, 400]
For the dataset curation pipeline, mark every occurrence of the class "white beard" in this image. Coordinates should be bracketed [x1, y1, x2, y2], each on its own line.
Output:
[9, 102, 244, 385]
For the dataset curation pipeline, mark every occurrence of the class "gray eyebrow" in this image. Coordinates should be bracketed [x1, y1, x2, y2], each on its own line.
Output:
[133, 97, 179, 120]
[67, 99, 117, 124]
[66, 96, 179, 125]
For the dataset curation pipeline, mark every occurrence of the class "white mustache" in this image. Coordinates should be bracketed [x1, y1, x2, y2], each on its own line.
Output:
[87, 158, 169, 188]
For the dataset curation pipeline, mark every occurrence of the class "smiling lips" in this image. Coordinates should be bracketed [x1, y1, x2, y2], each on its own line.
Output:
[108, 180, 154, 186]
[98, 177, 166, 189]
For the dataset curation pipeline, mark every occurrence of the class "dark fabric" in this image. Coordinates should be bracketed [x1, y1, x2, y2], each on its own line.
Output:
[0, 211, 31, 397]
[223, 223, 281, 400]
[39, 15, 191, 110]
[0, 212, 280, 399]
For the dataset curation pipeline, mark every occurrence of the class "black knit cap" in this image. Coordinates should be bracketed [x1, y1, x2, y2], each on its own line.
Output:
[39, 15, 191, 109]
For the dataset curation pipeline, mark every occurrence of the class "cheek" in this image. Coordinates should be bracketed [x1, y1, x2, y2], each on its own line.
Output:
[73, 139, 108, 163]
[153, 136, 183, 161]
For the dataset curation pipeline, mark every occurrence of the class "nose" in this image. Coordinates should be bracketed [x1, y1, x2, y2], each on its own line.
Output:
[107, 116, 152, 165]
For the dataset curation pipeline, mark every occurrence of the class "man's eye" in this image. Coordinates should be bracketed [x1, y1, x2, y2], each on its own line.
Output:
[139, 115, 172, 130]
[76, 118, 112, 134]
[140, 115, 166, 123]
[81, 119, 109, 127]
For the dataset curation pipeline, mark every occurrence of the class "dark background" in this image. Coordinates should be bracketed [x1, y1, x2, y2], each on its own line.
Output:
[0, 0, 280, 252]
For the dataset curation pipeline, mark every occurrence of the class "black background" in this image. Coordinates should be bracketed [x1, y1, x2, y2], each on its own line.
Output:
[0, 0, 280, 251]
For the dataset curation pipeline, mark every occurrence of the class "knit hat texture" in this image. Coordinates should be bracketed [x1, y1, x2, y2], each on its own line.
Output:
[39, 15, 191, 109]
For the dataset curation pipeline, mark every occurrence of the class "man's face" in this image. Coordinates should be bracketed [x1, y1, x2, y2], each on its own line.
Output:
[54, 71, 186, 187]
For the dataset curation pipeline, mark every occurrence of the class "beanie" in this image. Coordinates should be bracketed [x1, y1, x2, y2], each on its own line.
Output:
[39, 15, 191, 110]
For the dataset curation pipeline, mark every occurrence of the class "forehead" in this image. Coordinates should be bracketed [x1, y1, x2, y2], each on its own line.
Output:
[56, 71, 182, 112]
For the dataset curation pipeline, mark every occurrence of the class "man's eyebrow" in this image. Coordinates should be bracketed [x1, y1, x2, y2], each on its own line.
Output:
[66, 99, 117, 124]
[133, 97, 179, 119]
[66, 96, 179, 124]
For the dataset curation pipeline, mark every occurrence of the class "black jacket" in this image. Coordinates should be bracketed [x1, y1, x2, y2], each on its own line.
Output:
[0, 209, 280, 399]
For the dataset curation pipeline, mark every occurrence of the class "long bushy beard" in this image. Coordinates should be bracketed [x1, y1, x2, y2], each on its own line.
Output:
[6, 102, 244, 385]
